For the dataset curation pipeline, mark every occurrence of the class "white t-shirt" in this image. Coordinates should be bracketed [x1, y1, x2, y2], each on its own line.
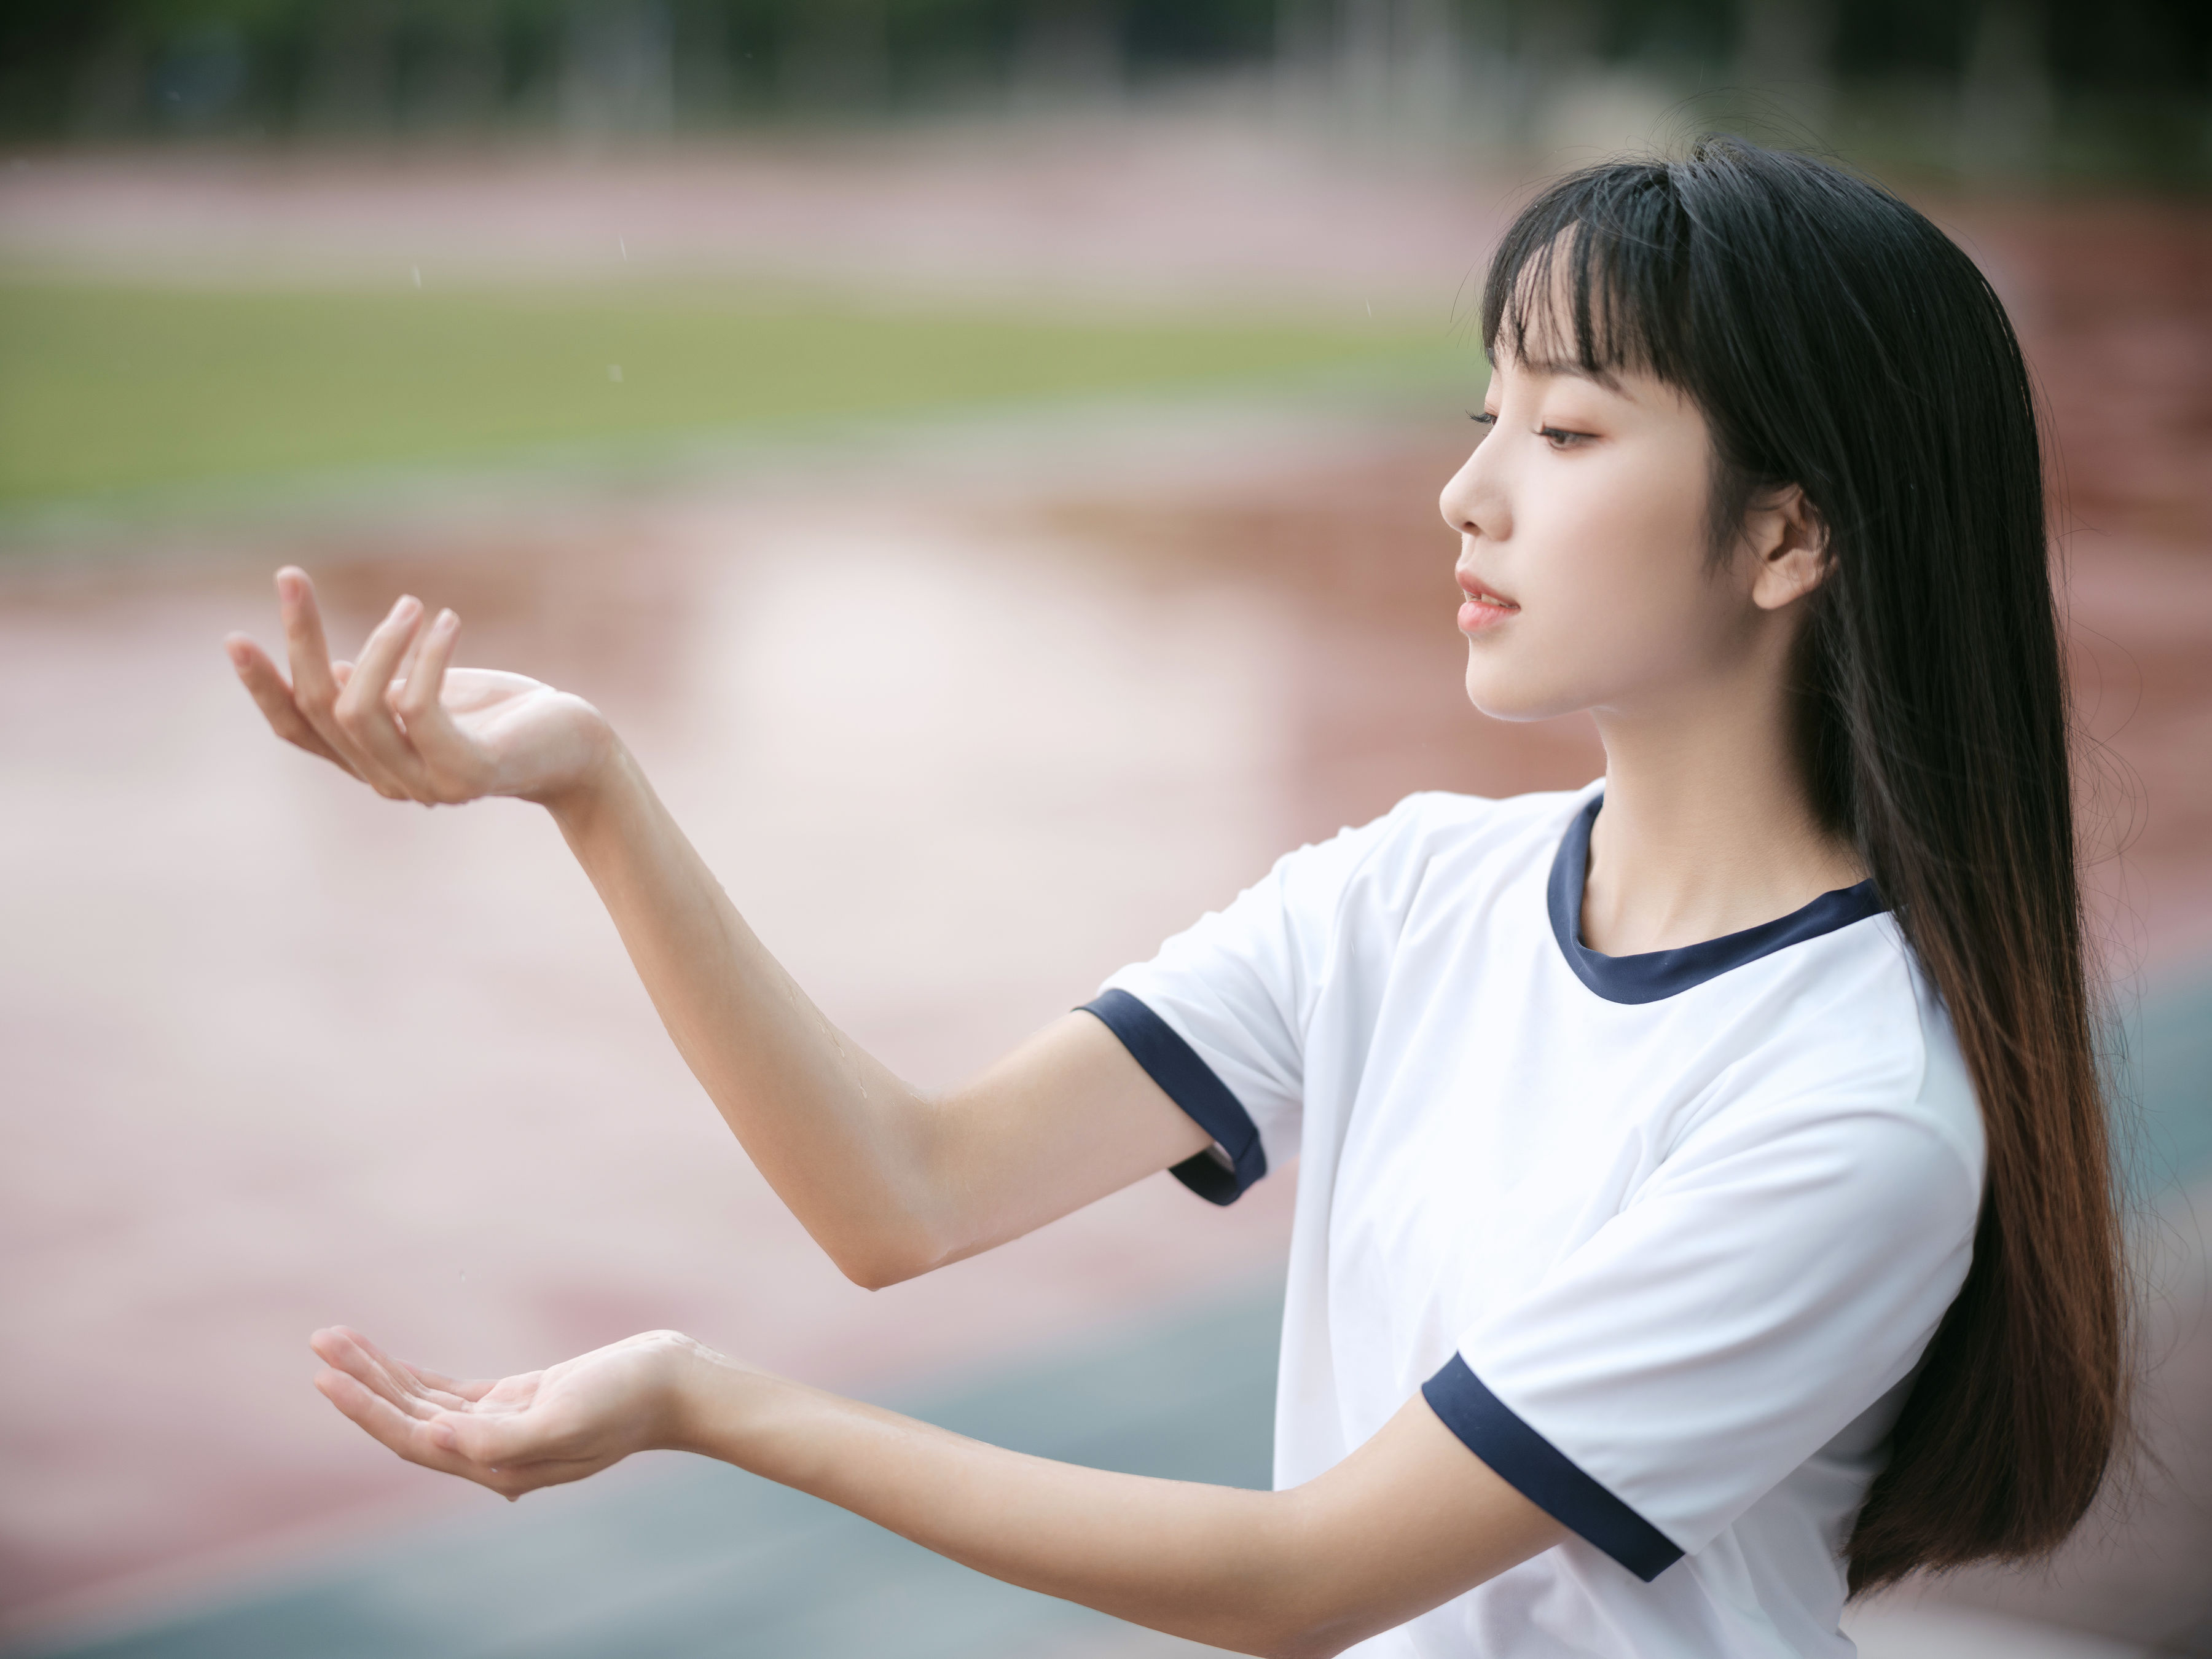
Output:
[1086, 784, 1983, 1659]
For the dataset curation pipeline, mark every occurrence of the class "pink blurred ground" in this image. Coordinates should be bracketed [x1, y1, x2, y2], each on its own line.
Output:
[2, 136, 2208, 1645]
[0, 119, 1507, 315]
[0, 402, 1606, 1633]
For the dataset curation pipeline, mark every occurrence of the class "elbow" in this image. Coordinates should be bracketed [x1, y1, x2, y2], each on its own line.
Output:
[1208, 1582, 1357, 1659]
[1201, 1620, 1338, 1659]
[823, 1220, 950, 1292]
[1226, 1542, 1365, 1659]
[1251, 1625, 1349, 1659]
[834, 1251, 917, 1293]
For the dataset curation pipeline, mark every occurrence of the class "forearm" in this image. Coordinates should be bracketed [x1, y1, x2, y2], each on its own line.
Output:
[320, 1326, 1558, 1656]
[547, 744, 941, 1284]
[676, 1353, 1324, 1658]
[543, 742, 1212, 1283]
[665, 1349, 1560, 1659]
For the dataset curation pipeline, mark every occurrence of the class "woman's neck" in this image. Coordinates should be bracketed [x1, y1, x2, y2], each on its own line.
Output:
[1580, 687, 1864, 959]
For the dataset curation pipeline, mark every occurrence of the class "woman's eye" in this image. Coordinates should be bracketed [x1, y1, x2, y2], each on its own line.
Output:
[1469, 410, 1499, 431]
[1538, 426, 1591, 449]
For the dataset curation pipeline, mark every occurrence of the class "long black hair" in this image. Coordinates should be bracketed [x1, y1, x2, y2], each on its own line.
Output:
[1481, 139, 2124, 1591]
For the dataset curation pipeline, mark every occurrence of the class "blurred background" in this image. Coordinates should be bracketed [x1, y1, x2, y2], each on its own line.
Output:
[1, 0, 2209, 182]
[1, 2, 2207, 1657]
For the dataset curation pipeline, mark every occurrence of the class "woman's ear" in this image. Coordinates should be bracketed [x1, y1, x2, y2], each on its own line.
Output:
[1746, 484, 1832, 611]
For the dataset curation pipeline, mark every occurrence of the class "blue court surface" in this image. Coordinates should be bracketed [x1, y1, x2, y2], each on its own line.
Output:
[2125, 967, 2212, 1204]
[15, 970, 2211, 1659]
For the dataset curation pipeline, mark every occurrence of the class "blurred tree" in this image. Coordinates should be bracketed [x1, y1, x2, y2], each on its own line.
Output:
[0, 0, 2203, 181]
[562, 0, 675, 133]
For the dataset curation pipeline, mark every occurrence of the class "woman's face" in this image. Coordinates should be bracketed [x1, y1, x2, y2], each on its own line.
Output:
[1439, 345, 1769, 725]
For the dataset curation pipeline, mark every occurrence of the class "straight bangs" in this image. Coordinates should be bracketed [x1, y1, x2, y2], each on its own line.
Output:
[1480, 165, 1770, 557]
[1479, 168, 1693, 394]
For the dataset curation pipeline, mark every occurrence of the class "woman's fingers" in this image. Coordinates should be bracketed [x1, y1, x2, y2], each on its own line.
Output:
[312, 1327, 431, 1413]
[394, 610, 460, 721]
[391, 614, 429, 693]
[225, 635, 357, 774]
[276, 571, 412, 799]
[391, 610, 485, 798]
[309, 1324, 387, 1376]
[315, 1367, 494, 1485]
[311, 1338, 565, 1497]
[399, 1351, 498, 1403]
[311, 1325, 487, 1417]
[276, 570, 393, 791]
[240, 573, 539, 809]
[276, 569, 349, 749]
[310, 1329, 643, 1501]
[331, 596, 431, 798]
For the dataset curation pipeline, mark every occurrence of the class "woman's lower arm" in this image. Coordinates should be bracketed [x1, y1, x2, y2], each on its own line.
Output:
[673, 1348, 1322, 1658]
[547, 742, 944, 1285]
[666, 1346, 1563, 1659]
[316, 1323, 1560, 1657]
[541, 740, 1215, 1287]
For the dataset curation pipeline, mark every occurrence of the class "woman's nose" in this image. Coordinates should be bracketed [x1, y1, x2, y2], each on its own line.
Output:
[1438, 441, 1502, 541]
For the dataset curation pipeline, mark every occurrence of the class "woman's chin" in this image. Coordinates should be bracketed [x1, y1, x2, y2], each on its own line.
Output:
[1462, 665, 1583, 726]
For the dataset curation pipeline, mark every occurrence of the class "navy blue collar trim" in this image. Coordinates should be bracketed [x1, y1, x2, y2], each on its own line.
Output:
[1548, 794, 1884, 1006]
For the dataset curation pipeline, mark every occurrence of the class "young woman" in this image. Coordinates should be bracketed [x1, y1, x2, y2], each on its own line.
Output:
[226, 139, 2124, 1658]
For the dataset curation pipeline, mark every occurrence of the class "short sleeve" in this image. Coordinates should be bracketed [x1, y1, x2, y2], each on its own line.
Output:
[1422, 1049, 1983, 1579]
[1082, 799, 1421, 1204]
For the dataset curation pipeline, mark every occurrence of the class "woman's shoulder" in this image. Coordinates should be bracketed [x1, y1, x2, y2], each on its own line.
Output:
[1706, 920, 1986, 1201]
[1242, 786, 1593, 954]
[1331, 781, 1599, 869]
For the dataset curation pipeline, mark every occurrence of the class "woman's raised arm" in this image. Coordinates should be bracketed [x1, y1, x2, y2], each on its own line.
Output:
[228, 568, 1212, 1287]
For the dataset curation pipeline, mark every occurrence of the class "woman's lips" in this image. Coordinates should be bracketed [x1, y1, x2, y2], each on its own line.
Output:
[1456, 576, 1520, 634]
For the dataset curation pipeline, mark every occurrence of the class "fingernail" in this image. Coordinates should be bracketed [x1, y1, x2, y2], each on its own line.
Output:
[435, 608, 457, 632]
[389, 594, 420, 622]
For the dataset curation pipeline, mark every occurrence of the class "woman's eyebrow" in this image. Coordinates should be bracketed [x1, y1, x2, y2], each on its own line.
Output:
[1514, 356, 1623, 390]
[1488, 347, 1624, 392]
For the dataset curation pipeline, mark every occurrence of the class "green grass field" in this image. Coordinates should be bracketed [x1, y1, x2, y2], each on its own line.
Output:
[0, 278, 1446, 507]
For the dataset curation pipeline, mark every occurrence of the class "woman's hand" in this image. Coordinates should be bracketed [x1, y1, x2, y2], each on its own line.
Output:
[313, 1321, 1560, 1652]
[226, 567, 613, 809]
[310, 1325, 715, 1500]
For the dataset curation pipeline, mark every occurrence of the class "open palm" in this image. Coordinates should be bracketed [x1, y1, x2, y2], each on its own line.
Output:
[311, 1326, 697, 1499]
[226, 567, 611, 807]
[404, 665, 609, 801]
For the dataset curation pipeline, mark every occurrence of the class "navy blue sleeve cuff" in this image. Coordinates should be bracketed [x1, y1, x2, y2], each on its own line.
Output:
[1422, 1353, 1684, 1583]
[1078, 988, 1268, 1206]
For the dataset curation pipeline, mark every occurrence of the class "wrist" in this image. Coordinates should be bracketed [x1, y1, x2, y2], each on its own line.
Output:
[539, 718, 631, 833]
[661, 1337, 782, 1462]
